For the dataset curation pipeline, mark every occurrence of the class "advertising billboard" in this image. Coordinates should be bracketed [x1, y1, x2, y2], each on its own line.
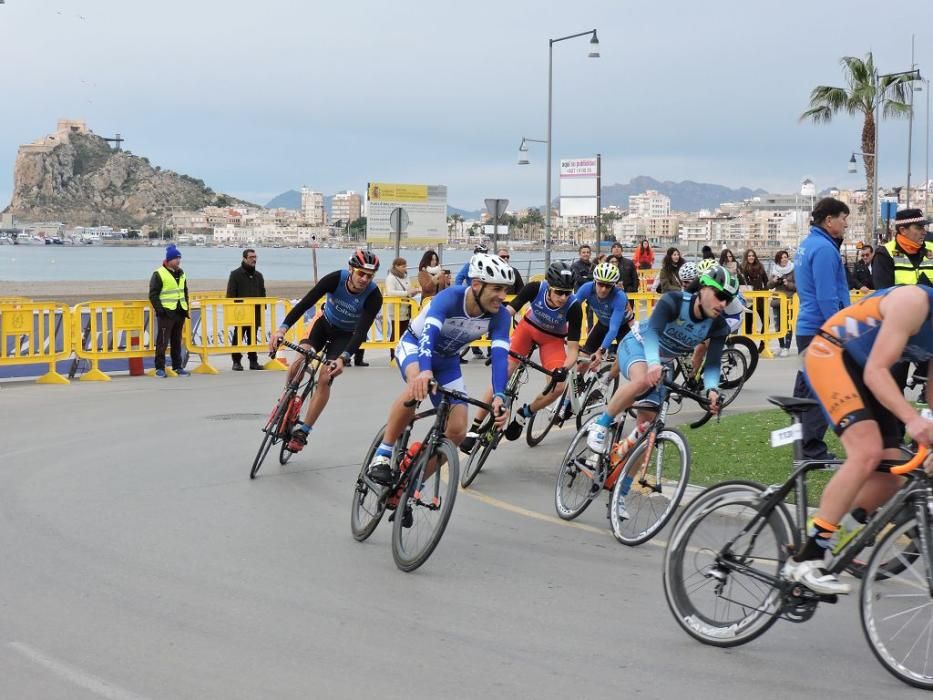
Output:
[559, 157, 598, 217]
[366, 182, 448, 245]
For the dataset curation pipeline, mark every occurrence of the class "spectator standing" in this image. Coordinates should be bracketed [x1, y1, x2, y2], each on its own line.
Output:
[739, 248, 768, 344]
[719, 249, 741, 280]
[610, 241, 639, 293]
[633, 239, 654, 269]
[496, 247, 525, 294]
[701, 245, 716, 261]
[768, 250, 796, 357]
[653, 247, 684, 292]
[416, 249, 448, 302]
[384, 257, 413, 362]
[572, 244, 595, 328]
[852, 244, 875, 291]
[456, 244, 492, 359]
[793, 197, 852, 460]
[226, 248, 266, 371]
[148, 244, 191, 378]
[872, 208, 933, 289]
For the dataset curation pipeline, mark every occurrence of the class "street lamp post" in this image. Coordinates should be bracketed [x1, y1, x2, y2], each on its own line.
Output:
[517, 137, 547, 245]
[543, 29, 599, 267]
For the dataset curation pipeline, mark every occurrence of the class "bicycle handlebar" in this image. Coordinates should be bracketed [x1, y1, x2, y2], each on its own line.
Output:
[403, 380, 497, 413]
[661, 377, 720, 429]
[507, 349, 566, 395]
[275, 339, 330, 366]
[890, 445, 930, 475]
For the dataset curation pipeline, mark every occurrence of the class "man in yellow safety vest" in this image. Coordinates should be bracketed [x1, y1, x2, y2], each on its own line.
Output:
[148, 243, 190, 378]
[872, 208, 933, 289]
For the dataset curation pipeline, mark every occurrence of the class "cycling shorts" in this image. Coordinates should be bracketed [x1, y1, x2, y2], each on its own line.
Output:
[582, 320, 630, 354]
[395, 332, 467, 406]
[616, 333, 663, 406]
[510, 319, 567, 371]
[301, 315, 353, 360]
[804, 334, 902, 448]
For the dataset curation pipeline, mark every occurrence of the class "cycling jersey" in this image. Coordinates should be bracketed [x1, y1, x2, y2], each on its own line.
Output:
[280, 270, 383, 357]
[630, 291, 729, 391]
[508, 281, 583, 340]
[403, 286, 511, 395]
[805, 286, 933, 444]
[572, 281, 629, 350]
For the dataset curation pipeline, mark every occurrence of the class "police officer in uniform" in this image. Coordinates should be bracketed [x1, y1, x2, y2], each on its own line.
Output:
[148, 244, 190, 377]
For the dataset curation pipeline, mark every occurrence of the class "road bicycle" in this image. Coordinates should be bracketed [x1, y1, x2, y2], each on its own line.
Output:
[555, 364, 715, 545]
[350, 382, 494, 572]
[666, 345, 748, 416]
[460, 349, 559, 488]
[249, 339, 329, 479]
[524, 353, 620, 446]
[662, 394, 932, 689]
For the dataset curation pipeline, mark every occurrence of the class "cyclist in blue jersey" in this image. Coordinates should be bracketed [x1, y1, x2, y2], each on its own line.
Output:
[573, 261, 632, 370]
[463, 261, 583, 450]
[269, 250, 383, 452]
[587, 265, 737, 458]
[367, 253, 514, 485]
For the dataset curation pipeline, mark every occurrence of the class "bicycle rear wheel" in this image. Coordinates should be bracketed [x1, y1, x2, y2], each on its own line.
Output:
[715, 348, 747, 408]
[392, 440, 459, 572]
[461, 423, 497, 488]
[609, 428, 690, 546]
[554, 420, 608, 520]
[725, 335, 759, 381]
[575, 367, 619, 430]
[250, 391, 291, 479]
[526, 388, 566, 447]
[350, 428, 390, 542]
[860, 515, 933, 690]
[663, 492, 789, 647]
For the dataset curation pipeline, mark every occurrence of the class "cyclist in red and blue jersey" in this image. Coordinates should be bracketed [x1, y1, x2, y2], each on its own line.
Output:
[463, 261, 583, 451]
[367, 253, 514, 485]
[785, 284, 933, 594]
[269, 250, 382, 452]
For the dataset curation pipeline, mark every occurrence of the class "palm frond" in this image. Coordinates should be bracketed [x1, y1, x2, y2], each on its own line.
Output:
[840, 55, 872, 91]
[799, 105, 833, 123]
[882, 100, 912, 119]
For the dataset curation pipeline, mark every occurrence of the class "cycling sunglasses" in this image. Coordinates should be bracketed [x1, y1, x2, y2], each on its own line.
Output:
[550, 288, 573, 297]
[700, 275, 734, 303]
[713, 289, 734, 303]
[595, 281, 615, 289]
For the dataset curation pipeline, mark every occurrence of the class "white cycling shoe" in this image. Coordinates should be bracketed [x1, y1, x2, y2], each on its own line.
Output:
[586, 422, 610, 454]
[781, 558, 851, 595]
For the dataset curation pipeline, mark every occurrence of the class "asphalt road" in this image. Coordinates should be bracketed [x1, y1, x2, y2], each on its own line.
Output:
[0, 356, 927, 698]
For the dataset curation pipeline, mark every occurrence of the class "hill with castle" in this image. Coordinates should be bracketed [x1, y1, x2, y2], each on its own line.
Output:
[5, 120, 252, 227]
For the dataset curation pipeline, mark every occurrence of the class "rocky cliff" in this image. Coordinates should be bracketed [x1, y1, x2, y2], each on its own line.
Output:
[7, 122, 252, 226]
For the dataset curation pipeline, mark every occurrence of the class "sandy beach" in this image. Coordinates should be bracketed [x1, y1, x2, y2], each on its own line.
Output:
[0, 279, 316, 306]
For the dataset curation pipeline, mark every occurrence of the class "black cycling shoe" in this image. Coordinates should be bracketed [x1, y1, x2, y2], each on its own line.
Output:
[459, 433, 478, 454]
[388, 506, 414, 528]
[368, 459, 394, 486]
[504, 411, 528, 441]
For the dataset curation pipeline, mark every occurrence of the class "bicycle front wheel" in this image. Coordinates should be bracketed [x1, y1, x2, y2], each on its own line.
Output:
[575, 367, 619, 430]
[350, 427, 390, 542]
[554, 420, 607, 520]
[860, 515, 933, 690]
[392, 440, 459, 572]
[526, 388, 566, 447]
[250, 392, 291, 479]
[663, 492, 789, 647]
[715, 348, 747, 408]
[609, 428, 690, 546]
[461, 426, 497, 489]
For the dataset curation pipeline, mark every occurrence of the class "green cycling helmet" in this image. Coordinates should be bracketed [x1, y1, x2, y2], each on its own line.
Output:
[698, 264, 739, 299]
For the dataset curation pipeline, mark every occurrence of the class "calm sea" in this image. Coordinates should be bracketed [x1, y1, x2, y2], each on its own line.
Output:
[0, 244, 565, 282]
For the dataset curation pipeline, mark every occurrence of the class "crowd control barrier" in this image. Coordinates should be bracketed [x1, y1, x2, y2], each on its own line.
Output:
[0, 301, 72, 384]
[185, 297, 292, 374]
[71, 300, 159, 381]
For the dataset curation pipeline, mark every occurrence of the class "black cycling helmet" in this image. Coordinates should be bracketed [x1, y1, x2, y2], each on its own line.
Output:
[546, 261, 575, 291]
[473, 244, 489, 254]
[348, 249, 380, 273]
[698, 264, 739, 300]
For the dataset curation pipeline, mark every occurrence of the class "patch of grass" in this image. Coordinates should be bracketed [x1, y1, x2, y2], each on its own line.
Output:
[686, 409, 842, 504]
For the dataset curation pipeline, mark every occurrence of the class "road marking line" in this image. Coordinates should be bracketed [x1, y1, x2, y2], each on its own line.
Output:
[457, 485, 671, 549]
[9, 642, 152, 700]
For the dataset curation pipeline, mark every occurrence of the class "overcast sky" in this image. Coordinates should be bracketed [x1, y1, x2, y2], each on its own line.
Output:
[2, 0, 932, 210]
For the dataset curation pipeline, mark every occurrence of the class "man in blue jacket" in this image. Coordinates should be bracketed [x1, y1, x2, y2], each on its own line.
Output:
[793, 197, 851, 459]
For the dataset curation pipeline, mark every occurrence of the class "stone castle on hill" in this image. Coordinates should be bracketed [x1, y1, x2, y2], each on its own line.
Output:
[6, 119, 251, 227]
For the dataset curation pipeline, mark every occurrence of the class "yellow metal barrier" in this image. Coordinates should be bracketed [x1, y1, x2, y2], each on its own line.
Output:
[71, 299, 159, 381]
[0, 301, 72, 384]
[186, 297, 294, 374]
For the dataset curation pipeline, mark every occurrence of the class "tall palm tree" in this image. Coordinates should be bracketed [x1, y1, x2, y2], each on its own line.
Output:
[800, 52, 915, 237]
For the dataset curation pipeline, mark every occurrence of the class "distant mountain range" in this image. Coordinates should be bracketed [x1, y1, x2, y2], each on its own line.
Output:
[265, 176, 768, 219]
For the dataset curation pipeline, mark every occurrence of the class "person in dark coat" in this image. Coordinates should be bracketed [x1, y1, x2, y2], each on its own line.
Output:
[851, 244, 874, 291]
[609, 241, 639, 293]
[148, 244, 190, 377]
[226, 248, 267, 370]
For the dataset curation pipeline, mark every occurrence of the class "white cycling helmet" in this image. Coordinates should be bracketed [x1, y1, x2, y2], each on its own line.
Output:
[678, 261, 699, 283]
[469, 253, 515, 285]
[592, 261, 621, 285]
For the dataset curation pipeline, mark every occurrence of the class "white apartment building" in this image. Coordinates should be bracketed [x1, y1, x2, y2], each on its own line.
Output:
[628, 190, 671, 218]
[300, 186, 326, 226]
[331, 191, 362, 224]
[213, 224, 322, 246]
